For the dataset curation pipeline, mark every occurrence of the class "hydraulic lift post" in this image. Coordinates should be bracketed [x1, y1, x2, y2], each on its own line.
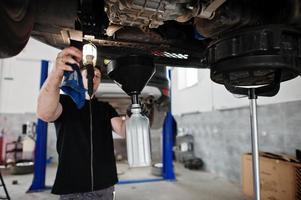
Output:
[28, 60, 49, 192]
[248, 88, 261, 200]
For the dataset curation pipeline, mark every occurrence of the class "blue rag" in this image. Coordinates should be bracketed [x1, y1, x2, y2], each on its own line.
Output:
[60, 64, 86, 109]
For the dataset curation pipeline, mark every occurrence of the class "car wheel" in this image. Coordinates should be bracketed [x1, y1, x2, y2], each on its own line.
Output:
[0, 0, 34, 58]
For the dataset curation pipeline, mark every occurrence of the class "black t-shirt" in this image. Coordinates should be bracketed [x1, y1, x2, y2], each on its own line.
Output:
[51, 94, 119, 195]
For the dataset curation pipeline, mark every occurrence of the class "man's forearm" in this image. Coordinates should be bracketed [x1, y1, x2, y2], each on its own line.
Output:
[120, 118, 126, 138]
[36, 70, 63, 121]
[111, 116, 127, 138]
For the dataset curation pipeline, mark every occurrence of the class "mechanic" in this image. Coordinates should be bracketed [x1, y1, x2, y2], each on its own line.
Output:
[36, 46, 125, 200]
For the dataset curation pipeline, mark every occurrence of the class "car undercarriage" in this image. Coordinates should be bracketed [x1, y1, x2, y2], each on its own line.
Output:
[1, 0, 300, 69]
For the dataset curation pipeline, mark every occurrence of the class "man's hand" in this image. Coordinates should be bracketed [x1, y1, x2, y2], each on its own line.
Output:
[53, 47, 82, 78]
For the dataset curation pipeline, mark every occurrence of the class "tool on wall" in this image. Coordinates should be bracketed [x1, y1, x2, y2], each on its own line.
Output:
[107, 55, 156, 167]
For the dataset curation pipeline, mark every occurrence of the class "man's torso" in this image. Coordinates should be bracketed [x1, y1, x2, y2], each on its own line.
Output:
[52, 95, 119, 195]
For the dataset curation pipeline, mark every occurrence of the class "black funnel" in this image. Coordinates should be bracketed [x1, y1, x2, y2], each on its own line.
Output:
[107, 55, 156, 98]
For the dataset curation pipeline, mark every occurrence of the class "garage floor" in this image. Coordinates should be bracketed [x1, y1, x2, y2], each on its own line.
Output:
[0, 163, 246, 200]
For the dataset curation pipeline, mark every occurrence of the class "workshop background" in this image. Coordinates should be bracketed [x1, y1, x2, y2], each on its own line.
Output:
[0, 38, 301, 199]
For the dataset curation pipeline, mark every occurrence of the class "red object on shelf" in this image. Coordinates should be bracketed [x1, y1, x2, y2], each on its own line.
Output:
[0, 137, 4, 165]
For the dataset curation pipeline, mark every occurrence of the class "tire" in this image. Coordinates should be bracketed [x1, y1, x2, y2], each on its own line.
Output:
[151, 163, 163, 176]
[10, 162, 34, 175]
[0, 0, 34, 58]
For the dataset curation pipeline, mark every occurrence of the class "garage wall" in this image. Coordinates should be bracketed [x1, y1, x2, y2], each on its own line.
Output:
[0, 113, 58, 162]
[170, 69, 214, 114]
[0, 38, 60, 162]
[171, 68, 301, 114]
[172, 68, 301, 183]
[0, 58, 41, 113]
[0, 38, 59, 113]
[175, 101, 301, 182]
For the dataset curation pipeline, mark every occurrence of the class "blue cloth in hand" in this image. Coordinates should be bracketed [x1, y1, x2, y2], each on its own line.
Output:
[60, 64, 86, 109]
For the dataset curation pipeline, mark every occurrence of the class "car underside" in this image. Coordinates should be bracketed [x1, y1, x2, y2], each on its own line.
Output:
[2, 0, 301, 65]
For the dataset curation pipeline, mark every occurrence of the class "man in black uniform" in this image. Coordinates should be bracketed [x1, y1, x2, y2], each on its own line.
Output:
[37, 46, 125, 200]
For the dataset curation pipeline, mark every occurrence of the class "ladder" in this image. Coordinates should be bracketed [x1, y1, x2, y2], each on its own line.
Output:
[0, 170, 10, 200]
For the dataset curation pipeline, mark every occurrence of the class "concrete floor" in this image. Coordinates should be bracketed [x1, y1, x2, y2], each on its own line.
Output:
[0, 162, 246, 200]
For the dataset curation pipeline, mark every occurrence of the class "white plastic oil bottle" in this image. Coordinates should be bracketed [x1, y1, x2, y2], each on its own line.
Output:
[126, 103, 151, 167]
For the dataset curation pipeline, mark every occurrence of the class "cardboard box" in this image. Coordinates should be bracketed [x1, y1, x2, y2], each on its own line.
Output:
[242, 152, 301, 200]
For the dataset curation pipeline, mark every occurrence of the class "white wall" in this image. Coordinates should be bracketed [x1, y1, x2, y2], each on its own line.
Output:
[171, 68, 214, 114]
[0, 38, 59, 113]
[172, 68, 301, 115]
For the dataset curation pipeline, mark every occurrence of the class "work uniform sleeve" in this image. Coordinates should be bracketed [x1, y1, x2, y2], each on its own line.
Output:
[105, 102, 119, 119]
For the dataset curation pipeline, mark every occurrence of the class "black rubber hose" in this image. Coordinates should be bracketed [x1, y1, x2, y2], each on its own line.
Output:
[86, 64, 94, 97]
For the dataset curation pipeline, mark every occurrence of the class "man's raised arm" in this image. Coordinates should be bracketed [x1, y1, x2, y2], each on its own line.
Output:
[36, 47, 82, 122]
